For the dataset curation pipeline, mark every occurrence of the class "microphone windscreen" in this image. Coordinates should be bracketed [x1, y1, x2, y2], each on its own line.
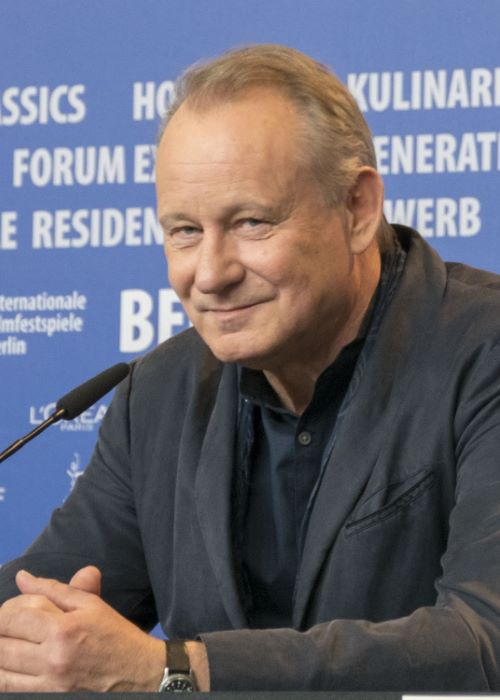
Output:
[56, 362, 130, 420]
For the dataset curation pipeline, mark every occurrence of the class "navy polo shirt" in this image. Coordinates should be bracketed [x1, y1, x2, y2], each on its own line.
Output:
[239, 339, 364, 628]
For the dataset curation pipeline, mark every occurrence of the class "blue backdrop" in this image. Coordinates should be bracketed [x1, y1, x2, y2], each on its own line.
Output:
[2, 0, 500, 564]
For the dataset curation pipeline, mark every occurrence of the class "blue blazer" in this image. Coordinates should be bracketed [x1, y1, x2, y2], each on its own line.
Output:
[2, 226, 500, 690]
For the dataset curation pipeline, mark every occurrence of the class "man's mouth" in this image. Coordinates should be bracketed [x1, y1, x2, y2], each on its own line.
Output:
[202, 300, 266, 313]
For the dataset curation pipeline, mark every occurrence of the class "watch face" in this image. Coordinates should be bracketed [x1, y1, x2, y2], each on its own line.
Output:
[163, 674, 195, 692]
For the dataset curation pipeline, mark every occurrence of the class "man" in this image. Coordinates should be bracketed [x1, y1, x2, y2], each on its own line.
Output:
[1, 44, 500, 691]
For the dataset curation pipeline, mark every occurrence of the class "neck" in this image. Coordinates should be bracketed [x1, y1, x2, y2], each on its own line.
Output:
[264, 247, 381, 415]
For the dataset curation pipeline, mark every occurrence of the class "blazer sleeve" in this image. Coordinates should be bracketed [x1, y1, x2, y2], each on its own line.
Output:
[200, 344, 500, 691]
[0, 368, 158, 631]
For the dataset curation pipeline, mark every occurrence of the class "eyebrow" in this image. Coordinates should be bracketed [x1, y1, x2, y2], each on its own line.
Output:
[159, 213, 196, 229]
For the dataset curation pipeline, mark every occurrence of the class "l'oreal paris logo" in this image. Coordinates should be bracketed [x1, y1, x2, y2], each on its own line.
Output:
[29, 402, 107, 431]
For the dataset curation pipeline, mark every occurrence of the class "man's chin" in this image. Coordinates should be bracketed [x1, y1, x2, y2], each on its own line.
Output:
[204, 334, 268, 367]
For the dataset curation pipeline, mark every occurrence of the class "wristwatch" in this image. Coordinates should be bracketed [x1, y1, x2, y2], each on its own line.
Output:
[158, 640, 197, 692]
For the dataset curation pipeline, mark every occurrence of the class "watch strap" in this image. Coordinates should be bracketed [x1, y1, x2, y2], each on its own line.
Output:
[165, 640, 190, 674]
[158, 640, 196, 692]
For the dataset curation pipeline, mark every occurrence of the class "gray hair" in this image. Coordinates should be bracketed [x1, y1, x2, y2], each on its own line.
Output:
[159, 44, 393, 249]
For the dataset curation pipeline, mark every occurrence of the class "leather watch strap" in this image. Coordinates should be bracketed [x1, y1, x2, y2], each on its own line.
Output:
[158, 640, 196, 692]
[165, 640, 190, 674]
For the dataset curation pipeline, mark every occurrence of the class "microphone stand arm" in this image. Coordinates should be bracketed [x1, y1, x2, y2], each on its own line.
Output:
[0, 408, 67, 464]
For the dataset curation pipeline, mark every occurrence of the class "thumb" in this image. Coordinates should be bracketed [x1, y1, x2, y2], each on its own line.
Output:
[15, 569, 99, 611]
[69, 565, 102, 596]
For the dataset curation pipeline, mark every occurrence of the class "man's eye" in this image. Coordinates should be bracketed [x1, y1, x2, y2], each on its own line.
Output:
[169, 225, 203, 240]
[172, 226, 199, 235]
[243, 218, 266, 227]
[166, 226, 201, 247]
[236, 218, 272, 234]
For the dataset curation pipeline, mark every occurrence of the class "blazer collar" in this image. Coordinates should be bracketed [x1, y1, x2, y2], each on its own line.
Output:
[293, 228, 448, 627]
[194, 362, 248, 629]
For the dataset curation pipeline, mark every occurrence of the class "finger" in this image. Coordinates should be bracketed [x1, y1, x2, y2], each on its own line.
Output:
[0, 606, 60, 643]
[15, 571, 95, 612]
[0, 636, 44, 675]
[0, 668, 43, 694]
[1, 594, 63, 614]
[69, 566, 102, 596]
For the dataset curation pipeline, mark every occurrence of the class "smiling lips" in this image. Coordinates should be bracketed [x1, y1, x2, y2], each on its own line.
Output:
[211, 305, 254, 313]
[202, 300, 266, 313]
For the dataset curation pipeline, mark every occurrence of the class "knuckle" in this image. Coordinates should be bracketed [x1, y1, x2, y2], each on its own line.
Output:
[2, 594, 46, 611]
[44, 620, 85, 690]
[29, 594, 51, 610]
[46, 641, 72, 679]
[47, 618, 81, 668]
[0, 596, 20, 611]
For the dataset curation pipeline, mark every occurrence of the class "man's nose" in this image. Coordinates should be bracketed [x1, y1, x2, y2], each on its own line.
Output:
[194, 232, 245, 294]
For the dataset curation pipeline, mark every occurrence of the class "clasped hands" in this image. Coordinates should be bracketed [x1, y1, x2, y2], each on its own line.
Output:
[0, 566, 166, 692]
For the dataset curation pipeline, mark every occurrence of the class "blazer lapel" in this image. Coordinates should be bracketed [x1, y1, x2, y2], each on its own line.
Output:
[293, 230, 447, 627]
[194, 363, 247, 629]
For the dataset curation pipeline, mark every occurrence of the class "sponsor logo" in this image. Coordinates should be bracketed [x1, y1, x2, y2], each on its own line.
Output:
[66, 452, 84, 491]
[29, 402, 107, 431]
[0, 486, 6, 502]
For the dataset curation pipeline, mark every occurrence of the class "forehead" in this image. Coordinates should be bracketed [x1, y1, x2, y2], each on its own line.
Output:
[158, 89, 303, 170]
[156, 89, 308, 214]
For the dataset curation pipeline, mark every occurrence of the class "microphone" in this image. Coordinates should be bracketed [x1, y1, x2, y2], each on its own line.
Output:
[0, 362, 130, 464]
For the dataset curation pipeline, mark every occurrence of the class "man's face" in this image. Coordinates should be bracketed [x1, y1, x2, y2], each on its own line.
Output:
[156, 89, 359, 371]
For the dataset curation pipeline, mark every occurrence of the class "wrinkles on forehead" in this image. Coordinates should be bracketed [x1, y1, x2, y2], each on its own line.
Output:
[158, 88, 303, 167]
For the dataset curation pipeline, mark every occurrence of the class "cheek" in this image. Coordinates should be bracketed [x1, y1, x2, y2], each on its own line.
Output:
[245, 243, 304, 287]
[165, 255, 192, 299]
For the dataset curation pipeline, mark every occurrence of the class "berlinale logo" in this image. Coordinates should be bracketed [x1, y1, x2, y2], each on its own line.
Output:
[29, 402, 107, 431]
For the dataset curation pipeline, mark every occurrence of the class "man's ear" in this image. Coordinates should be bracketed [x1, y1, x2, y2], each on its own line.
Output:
[345, 167, 385, 255]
